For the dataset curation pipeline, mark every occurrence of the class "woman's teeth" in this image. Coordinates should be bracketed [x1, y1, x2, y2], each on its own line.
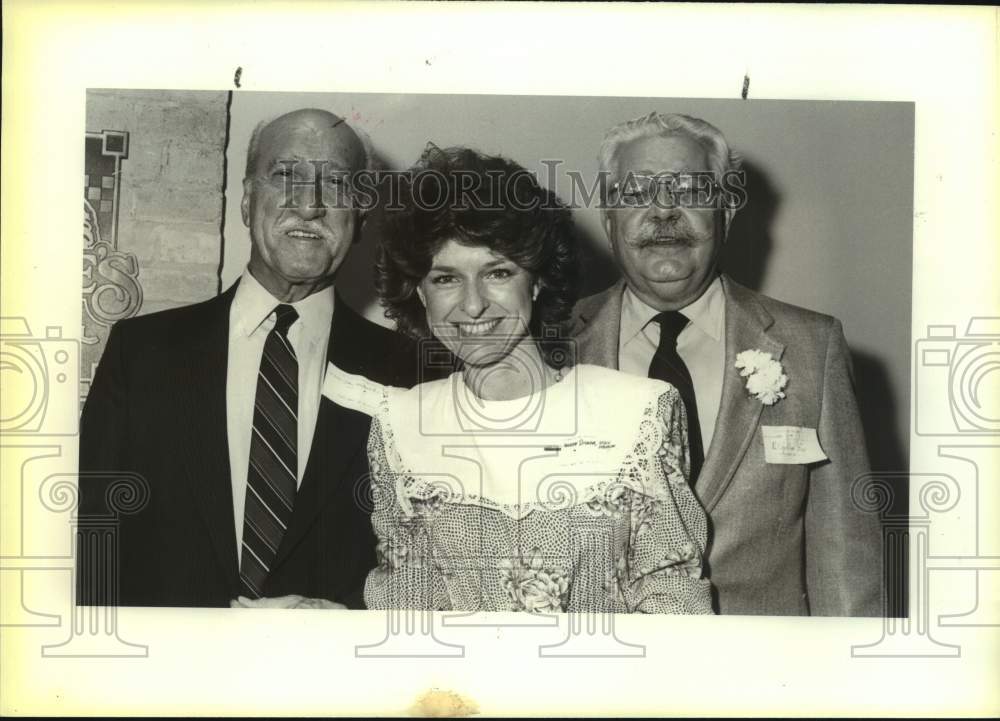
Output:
[457, 318, 502, 336]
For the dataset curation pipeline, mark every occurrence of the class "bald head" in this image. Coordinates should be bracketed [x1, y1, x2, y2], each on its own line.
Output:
[244, 108, 369, 179]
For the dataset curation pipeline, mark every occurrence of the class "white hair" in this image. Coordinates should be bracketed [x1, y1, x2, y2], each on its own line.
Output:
[598, 111, 744, 227]
[244, 110, 376, 179]
[598, 111, 742, 180]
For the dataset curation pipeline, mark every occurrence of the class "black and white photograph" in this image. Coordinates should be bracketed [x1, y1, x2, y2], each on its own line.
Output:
[76, 91, 912, 618]
[1, 2, 997, 718]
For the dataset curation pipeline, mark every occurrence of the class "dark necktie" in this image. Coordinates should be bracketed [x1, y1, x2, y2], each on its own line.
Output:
[240, 304, 299, 598]
[648, 311, 704, 485]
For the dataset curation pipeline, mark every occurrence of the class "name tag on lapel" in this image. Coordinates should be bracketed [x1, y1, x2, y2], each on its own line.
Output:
[761, 425, 828, 464]
[322, 362, 384, 416]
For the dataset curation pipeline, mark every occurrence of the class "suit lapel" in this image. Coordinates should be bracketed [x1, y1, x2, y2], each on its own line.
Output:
[697, 276, 784, 513]
[271, 299, 372, 570]
[574, 280, 625, 369]
[175, 284, 240, 592]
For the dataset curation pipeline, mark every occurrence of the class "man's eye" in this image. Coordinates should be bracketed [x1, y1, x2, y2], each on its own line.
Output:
[430, 274, 457, 285]
[323, 176, 345, 186]
[621, 190, 648, 205]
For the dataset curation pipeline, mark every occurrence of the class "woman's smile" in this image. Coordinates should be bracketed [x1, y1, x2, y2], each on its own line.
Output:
[455, 317, 503, 337]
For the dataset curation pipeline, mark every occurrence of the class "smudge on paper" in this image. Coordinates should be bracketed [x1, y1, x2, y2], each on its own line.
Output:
[409, 688, 480, 717]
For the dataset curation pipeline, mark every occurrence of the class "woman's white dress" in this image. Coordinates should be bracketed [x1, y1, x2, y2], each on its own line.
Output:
[325, 362, 713, 614]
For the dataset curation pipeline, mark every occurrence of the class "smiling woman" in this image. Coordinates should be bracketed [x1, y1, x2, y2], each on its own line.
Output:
[342, 145, 716, 614]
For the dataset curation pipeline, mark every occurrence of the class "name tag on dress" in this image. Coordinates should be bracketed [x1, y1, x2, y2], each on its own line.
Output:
[761, 425, 828, 464]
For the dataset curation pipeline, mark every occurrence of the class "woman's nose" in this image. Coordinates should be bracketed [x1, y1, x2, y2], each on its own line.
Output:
[461, 281, 489, 318]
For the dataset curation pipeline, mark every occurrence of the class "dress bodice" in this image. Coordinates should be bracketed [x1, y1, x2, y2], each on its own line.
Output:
[324, 362, 713, 614]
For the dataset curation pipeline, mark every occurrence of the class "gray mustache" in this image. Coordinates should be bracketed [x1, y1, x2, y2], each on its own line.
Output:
[636, 219, 706, 247]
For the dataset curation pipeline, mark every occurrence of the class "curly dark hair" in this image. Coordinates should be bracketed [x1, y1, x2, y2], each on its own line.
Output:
[376, 144, 579, 368]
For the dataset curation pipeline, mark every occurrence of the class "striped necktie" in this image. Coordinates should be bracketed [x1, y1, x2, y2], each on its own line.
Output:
[239, 304, 299, 598]
[648, 310, 704, 485]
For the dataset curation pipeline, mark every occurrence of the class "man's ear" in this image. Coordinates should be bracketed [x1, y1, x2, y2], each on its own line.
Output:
[240, 178, 252, 227]
[415, 285, 426, 307]
[601, 209, 614, 250]
[722, 207, 736, 241]
[354, 208, 369, 244]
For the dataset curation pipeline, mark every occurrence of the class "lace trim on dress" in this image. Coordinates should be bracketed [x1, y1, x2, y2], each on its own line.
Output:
[374, 387, 689, 521]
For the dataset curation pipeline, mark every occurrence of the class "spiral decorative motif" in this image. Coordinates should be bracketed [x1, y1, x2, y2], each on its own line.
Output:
[850, 474, 896, 515]
[39, 475, 80, 513]
[536, 477, 579, 511]
[106, 475, 150, 515]
[917, 475, 961, 514]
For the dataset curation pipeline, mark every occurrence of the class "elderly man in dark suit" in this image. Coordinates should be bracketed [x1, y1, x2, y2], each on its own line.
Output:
[571, 112, 882, 616]
[78, 108, 416, 608]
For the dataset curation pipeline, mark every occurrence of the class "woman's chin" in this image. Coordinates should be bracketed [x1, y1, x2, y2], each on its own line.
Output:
[454, 348, 510, 369]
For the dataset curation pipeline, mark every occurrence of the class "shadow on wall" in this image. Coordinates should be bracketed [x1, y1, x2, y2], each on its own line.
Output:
[853, 347, 910, 618]
[853, 350, 909, 475]
[721, 159, 778, 291]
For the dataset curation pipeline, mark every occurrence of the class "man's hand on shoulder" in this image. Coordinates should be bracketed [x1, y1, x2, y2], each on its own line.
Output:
[230, 594, 347, 610]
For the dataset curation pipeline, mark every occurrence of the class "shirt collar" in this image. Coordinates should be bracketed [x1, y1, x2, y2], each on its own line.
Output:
[230, 267, 335, 340]
[621, 274, 725, 345]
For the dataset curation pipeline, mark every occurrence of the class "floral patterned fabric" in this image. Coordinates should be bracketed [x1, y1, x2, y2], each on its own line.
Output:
[362, 364, 714, 614]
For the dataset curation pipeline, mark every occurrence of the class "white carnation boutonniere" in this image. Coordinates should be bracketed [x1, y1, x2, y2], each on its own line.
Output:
[735, 349, 788, 406]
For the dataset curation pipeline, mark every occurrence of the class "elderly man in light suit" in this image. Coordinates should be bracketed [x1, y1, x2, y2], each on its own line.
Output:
[571, 112, 882, 616]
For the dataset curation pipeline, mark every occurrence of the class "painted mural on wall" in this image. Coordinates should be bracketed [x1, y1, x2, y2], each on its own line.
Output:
[82, 130, 142, 401]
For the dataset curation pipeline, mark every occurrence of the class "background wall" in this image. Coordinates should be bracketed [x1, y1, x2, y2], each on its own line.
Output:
[82, 89, 227, 399]
[87, 89, 228, 315]
[221, 93, 913, 473]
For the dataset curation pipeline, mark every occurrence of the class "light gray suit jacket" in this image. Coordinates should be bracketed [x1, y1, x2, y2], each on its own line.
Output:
[571, 275, 883, 616]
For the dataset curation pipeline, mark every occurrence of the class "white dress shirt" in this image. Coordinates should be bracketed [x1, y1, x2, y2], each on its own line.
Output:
[618, 276, 726, 455]
[226, 268, 334, 553]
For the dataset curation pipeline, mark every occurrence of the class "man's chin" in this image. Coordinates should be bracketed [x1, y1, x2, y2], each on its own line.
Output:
[627, 274, 705, 310]
[645, 271, 695, 289]
[277, 264, 340, 285]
